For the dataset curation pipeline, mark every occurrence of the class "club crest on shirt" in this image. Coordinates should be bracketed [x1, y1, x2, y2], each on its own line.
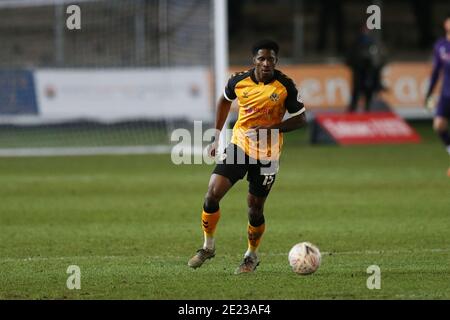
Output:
[270, 93, 279, 102]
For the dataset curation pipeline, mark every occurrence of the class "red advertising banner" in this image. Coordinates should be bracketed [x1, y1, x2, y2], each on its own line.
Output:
[315, 112, 421, 145]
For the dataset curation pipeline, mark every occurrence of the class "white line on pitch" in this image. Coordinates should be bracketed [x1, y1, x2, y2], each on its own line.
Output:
[0, 248, 449, 263]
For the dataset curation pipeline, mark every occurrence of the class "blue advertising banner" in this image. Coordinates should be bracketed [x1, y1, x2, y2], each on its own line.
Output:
[0, 70, 38, 115]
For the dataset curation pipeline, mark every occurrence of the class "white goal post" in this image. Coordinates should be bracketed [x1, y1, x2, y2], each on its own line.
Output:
[0, 0, 230, 157]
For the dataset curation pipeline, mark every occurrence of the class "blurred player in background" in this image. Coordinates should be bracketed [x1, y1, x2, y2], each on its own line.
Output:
[347, 25, 386, 113]
[188, 40, 307, 274]
[425, 13, 450, 176]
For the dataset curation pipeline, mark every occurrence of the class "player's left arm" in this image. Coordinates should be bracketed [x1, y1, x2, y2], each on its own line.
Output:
[251, 111, 306, 135]
[269, 111, 307, 133]
[256, 79, 307, 133]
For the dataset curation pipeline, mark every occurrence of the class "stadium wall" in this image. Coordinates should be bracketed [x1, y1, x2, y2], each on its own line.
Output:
[0, 63, 438, 121]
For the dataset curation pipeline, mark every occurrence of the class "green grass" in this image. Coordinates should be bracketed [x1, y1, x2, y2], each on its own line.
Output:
[0, 125, 168, 148]
[0, 122, 449, 299]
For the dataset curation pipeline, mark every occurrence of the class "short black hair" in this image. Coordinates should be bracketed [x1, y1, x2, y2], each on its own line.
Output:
[251, 39, 279, 56]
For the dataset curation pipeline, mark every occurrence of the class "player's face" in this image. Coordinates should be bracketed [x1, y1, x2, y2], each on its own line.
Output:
[444, 18, 450, 33]
[253, 49, 277, 81]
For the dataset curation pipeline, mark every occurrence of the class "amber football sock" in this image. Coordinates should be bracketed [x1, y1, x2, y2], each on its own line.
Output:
[245, 223, 266, 257]
[201, 210, 221, 250]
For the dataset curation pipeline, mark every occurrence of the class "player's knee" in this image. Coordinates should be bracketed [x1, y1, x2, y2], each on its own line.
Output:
[433, 122, 447, 132]
[248, 198, 264, 221]
[248, 202, 263, 212]
[203, 193, 220, 213]
[248, 210, 265, 227]
[248, 194, 264, 209]
[433, 118, 448, 132]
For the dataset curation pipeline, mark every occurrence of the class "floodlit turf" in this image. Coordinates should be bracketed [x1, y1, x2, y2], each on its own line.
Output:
[0, 121, 449, 299]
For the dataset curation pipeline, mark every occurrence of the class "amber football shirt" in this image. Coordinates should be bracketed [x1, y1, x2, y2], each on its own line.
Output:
[224, 68, 305, 161]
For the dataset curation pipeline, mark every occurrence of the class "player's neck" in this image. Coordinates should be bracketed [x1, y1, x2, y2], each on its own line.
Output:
[447, 33, 450, 41]
[254, 69, 274, 84]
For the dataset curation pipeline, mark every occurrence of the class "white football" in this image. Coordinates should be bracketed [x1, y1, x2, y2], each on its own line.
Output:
[288, 242, 321, 275]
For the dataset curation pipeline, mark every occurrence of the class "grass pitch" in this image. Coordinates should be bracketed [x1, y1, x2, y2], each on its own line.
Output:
[0, 121, 449, 299]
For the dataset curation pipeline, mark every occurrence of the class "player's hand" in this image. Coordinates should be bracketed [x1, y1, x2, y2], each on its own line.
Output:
[245, 126, 271, 141]
[206, 141, 218, 159]
[425, 96, 435, 113]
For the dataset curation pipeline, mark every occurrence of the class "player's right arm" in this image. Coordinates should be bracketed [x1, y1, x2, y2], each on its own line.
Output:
[214, 95, 232, 139]
[207, 96, 232, 157]
[207, 73, 240, 157]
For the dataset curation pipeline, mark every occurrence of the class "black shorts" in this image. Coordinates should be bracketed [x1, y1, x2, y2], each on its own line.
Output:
[212, 143, 279, 198]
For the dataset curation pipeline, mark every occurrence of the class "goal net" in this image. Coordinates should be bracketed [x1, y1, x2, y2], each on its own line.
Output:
[0, 0, 215, 156]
